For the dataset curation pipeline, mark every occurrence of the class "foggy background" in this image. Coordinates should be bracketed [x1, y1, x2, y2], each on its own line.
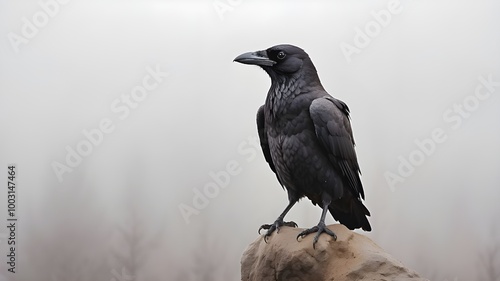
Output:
[1, 0, 500, 280]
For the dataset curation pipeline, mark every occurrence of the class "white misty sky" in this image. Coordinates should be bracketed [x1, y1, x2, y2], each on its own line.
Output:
[1, 0, 500, 280]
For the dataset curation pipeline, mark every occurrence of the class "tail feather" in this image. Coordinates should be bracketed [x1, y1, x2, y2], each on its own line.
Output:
[329, 198, 371, 231]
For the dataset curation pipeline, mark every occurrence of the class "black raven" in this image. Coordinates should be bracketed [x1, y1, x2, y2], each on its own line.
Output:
[234, 44, 371, 247]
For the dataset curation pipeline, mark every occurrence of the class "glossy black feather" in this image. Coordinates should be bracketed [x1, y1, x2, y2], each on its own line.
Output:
[257, 105, 282, 187]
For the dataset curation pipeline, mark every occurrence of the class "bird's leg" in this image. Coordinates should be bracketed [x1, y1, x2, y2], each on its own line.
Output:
[297, 193, 337, 249]
[259, 200, 298, 242]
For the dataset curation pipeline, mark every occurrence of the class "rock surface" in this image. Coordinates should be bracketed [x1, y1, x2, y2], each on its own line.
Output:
[241, 224, 429, 281]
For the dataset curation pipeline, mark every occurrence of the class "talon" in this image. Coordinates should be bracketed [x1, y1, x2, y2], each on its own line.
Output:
[323, 227, 337, 241]
[258, 219, 298, 241]
[296, 223, 336, 249]
[264, 235, 269, 243]
[284, 221, 298, 228]
[297, 226, 319, 241]
[258, 224, 271, 234]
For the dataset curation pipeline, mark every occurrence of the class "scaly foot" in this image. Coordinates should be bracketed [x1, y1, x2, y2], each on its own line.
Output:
[296, 222, 337, 249]
[259, 219, 298, 242]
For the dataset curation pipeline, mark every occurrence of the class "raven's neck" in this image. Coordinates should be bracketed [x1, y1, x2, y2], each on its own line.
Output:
[265, 65, 323, 121]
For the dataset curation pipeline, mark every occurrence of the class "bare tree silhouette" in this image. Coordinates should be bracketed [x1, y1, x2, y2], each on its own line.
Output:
[22, 165, 111, 281]
[176, 217, 234, 281]
[478, 242, 500, 281]
[109, 155, 166, 281]
[110, 182, 144, 280]
[477, 224, 500, 281]
[191, 232, 220, 281]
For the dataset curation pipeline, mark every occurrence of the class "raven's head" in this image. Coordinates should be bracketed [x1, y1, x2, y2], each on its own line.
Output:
[234, 44, 319, 81]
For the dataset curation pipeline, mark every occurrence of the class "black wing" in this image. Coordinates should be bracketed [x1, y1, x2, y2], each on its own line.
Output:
[309, 96, 364, 199]
[257, 105, 282, 186]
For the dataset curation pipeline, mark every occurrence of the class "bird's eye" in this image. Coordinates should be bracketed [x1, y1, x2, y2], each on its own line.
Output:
[277, 51, 286, 60]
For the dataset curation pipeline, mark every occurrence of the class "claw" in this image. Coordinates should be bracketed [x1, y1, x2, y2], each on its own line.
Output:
[258, 224, 272, 234]
[258, 220, 298, 243]
[264, 234, 270, 243]
[296, 222, 336, 249]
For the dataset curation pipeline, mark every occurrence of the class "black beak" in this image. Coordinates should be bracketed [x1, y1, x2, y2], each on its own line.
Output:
[233, 50, 276, 67]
